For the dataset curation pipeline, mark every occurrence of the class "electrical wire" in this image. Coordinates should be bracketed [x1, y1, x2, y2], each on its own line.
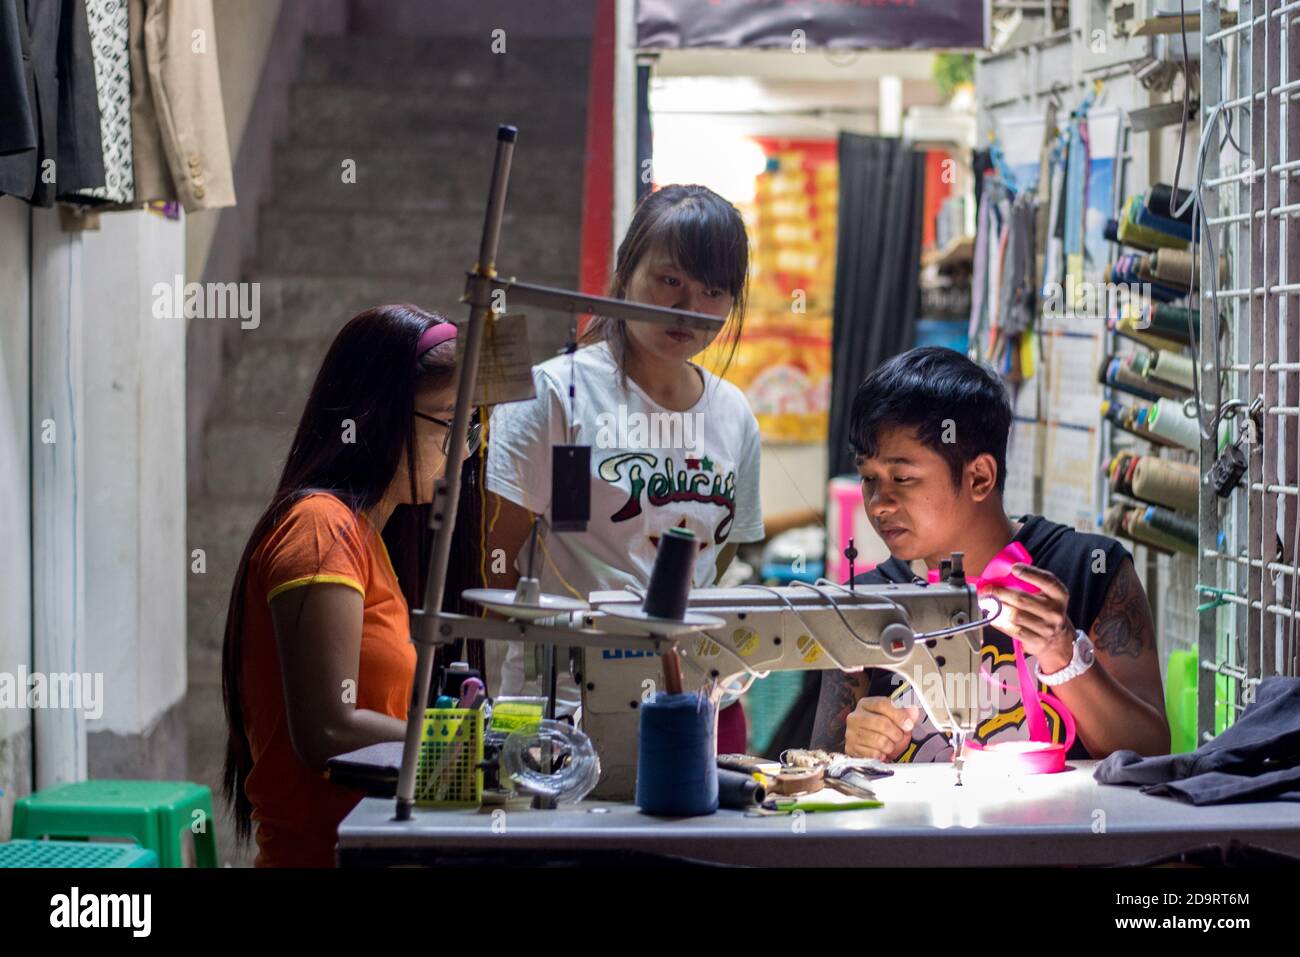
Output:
[533, 518, 585, 600]
[1167, 0, 1193, 221]
[736, 583, 857, 671]
[812, 577, 910, 619]
[912, 594, 1003, 642]
[791, 580, 911, 648]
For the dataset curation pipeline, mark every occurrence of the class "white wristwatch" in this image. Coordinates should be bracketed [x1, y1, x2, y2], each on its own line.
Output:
[1034, 630, 1095, 686]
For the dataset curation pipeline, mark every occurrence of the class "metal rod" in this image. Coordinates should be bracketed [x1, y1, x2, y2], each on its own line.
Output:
[1203, 548, 1300, 576]
[482, 278, 725, 332]
[1249, 482, 1300, 495]
[395, 125, 518, 821]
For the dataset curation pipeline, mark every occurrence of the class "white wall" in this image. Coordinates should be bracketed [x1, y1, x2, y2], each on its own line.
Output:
[0, 198, 33, 831]
[82, 212, 188, 735]
[30, 208, 87, 786]
[0, 197, 187, 801]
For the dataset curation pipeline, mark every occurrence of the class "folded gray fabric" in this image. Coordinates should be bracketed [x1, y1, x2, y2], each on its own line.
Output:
[1094, 677, 1300, 804]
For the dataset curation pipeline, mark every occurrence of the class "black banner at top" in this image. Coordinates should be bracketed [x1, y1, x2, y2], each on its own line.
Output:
[637, 0, 987, 51]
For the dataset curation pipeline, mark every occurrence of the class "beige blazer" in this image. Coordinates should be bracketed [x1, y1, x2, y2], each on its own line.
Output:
[128, 0, 234, 211]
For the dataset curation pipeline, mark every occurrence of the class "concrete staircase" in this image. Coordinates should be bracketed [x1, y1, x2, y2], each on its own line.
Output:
[187, 34, 589, 865]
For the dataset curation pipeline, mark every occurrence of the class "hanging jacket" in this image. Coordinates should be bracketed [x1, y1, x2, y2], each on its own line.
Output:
[123, 0, 234, 211]
[0, 0, 37, 160]
[0, 0, 106, 205]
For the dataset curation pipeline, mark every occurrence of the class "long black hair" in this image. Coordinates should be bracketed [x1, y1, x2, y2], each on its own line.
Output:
[581, 183, 750, 381]
[220, 303, 483, 844]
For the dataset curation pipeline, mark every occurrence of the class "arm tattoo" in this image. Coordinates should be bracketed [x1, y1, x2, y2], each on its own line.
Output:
[1092, 560, 1155, 659]
[810, 669, 871, 751]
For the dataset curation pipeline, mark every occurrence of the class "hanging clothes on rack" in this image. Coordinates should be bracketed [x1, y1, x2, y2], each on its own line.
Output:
[0, 0, 106, 205]
[73, 0, 133, 205]
[968, 166, 1039, 381]
[1062, 105, 1090, 311]
[0, 0, 37, 160]
[122, 0, 234, 212]
[1041, 130, 1068, 298]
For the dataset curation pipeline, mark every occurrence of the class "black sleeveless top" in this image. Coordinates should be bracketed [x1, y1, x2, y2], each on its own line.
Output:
[856, 515, 1131, 761]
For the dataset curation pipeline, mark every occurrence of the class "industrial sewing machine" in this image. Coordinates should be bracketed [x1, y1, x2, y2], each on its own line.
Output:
[392, 125, 987, 816]
[440, 570, 987, 799]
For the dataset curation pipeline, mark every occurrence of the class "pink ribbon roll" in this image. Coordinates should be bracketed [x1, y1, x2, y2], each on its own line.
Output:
[929, 542, 1077, 774]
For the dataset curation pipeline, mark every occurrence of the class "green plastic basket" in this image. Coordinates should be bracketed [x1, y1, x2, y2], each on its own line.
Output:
[0, 839, 158, 868]
[415, 708, 483, 808]
[1166, 649, 1239, 753]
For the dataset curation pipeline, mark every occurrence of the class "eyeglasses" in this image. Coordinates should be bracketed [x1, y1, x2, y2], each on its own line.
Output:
[415, 410, 482, 457]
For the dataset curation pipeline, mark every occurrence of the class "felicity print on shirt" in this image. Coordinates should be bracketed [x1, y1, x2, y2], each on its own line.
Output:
[598, 452, 739, 544]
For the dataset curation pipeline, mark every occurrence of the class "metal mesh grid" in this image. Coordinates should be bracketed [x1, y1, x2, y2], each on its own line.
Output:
[1198, 0, 1300, 741]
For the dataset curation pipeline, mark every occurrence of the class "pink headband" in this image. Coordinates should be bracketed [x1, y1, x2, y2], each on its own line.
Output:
[418, 322, 458, 353]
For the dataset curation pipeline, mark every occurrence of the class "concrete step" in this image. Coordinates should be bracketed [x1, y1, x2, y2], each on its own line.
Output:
[212, 336, 327, 422]
[298, 34, 591, 90]
[186, 578, 237, 673]
[239, 275, 449, 341]
[257, 207, 581, 281]
[202, 420, 297, 502]
[285, 85, 587, 148]
[269, 141, 584, 214]
[188, 497, 270, 592]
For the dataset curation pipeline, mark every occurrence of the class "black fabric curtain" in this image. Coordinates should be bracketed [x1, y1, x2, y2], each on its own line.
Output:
[826, 133, 925, 479]
[636, 62, 653, 203]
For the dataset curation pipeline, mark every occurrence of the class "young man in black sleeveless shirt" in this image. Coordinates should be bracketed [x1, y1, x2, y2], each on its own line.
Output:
[811, 348, 1169, 762]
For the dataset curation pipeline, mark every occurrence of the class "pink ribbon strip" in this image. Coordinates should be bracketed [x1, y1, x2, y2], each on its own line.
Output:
[929, 541, 1077, 773]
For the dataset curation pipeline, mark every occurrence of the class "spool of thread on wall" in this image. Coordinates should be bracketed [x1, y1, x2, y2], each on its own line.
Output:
[1146, 398, 1201, 451]
[1150, 248, 1196, 289]
[636, 692, 719, 816]
[1132, 457, 1201, 512]
[1126, 353, 1190, 399]
[1144, 303, 1199, 345]
[1111, 316, 1188, 353]
[1147, 351, 1196, 393]
[1144, 506, 1198, 554]
[1104, 357, 1164, 402]
[1120, 195, 1190, 251]
[1125, 507, 1186, 554]
[1102, 399, 1176, 447]
[1148, 183, 1196, 226]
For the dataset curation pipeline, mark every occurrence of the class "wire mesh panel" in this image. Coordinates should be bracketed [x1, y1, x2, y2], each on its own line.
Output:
[1199, 0, 1300, 742]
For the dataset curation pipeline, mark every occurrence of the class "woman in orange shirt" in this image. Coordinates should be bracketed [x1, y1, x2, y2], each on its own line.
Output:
[220, 304, 482, 867]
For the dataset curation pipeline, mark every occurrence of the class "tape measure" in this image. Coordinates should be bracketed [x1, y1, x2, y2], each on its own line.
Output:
[770, 766, 824, 796]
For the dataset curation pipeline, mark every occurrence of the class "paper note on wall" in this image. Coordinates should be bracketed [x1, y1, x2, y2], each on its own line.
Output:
[1042, 425, 1098, 532]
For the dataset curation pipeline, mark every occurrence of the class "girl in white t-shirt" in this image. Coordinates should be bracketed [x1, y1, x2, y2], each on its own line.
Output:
[484, 185, 764, 782]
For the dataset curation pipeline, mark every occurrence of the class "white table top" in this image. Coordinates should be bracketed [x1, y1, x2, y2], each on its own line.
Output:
[336, 761, 1300, 866]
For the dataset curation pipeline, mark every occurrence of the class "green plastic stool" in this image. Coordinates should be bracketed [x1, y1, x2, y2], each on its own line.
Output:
[12, 781, 218, 868]
[0, 839, 158, 868]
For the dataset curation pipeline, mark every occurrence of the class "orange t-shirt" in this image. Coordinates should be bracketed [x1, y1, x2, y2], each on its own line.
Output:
[240, 492, 414, 867]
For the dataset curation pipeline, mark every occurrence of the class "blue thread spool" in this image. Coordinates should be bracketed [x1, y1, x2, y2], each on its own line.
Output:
[636, 692, 718, 816]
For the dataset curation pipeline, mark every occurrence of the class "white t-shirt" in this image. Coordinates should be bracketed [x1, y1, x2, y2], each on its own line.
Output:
[486, 341, 765, 697]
